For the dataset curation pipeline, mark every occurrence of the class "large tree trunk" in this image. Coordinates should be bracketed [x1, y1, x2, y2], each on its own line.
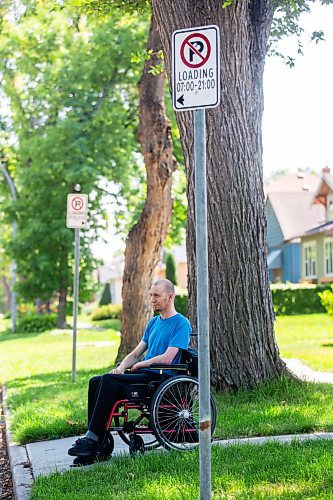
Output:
[152, 0, 286, 389]
[117, 14, 177, 360]
[57, 286, 67, 328]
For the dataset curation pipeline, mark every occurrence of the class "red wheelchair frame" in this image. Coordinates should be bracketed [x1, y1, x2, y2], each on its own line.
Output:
[93, 355, 216, 459]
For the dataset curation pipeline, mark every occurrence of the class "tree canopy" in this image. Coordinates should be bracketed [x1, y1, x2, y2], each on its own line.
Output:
[0, 1, 148, 323]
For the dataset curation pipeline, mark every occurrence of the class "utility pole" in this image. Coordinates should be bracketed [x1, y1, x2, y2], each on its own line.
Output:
[0, 163, 17, 332]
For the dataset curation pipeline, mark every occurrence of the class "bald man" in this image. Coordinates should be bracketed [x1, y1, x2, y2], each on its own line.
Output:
[68, 279, 191, 459]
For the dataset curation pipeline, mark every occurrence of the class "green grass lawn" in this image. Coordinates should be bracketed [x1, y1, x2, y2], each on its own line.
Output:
[0, 318, 121, 443]
[0, 315, 332, 444]
[30, 440, 333, 499]
[275, 314, 333, 372]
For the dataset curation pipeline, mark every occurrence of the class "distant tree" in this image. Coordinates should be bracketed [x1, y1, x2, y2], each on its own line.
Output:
[165, 252, 177, 286]
[0, 1, 147, 327]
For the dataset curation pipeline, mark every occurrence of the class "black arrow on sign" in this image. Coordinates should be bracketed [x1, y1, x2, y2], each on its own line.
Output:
[177, 95, 185, 106]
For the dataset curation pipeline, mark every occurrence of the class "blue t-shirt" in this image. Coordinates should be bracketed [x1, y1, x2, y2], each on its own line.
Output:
[142, 313, 191, 371]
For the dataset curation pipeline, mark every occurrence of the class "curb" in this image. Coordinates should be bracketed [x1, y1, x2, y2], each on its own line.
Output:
[2, 385, 34, 500]
[214, 431, 333, 448]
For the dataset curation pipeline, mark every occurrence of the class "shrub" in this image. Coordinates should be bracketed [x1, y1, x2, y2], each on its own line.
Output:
[174, 294, 188, 316]
[172, 286, 331, 318]
[92, 304, 122, 321]
[271, 284, 331, 316]
[319, 285, 333, 316]
[99, 284, 111, 306]
[165, 252, 177, 285]
[16, 314, 57, 333]
[65, 301, 82, 316]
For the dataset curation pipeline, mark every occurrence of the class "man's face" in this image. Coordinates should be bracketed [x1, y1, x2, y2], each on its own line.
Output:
[150, 285, 172, 312]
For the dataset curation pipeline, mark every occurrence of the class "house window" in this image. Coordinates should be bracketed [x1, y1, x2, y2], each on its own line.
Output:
[324, 238, 333, 276]
[304, 241, 316, 278]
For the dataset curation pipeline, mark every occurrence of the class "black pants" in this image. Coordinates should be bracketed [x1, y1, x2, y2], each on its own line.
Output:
[87, 372, 164, 439]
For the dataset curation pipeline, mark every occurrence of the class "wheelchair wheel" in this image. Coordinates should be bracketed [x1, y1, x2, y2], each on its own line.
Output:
[98, 430, 114, 460]
[114, 416, 160, 451]
[150, 376, 216, 451]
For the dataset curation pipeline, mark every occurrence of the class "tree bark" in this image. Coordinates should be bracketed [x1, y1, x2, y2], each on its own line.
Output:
[152, 0, 287, 390]
[57, 251, 68, 328]
[117, 14, 177, 361]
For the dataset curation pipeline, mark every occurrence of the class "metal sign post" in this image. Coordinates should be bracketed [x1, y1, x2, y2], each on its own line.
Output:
[172, 25, 220, 500]
[66, 191, 88, 383]
[72, 228, 80, 383]
[194, 108, 211, 500]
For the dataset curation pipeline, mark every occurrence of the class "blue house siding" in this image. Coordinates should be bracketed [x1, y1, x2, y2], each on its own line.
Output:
[266, 199, 284, 247]
[266, 199, 301, 282]
[282, 242, 301, 283]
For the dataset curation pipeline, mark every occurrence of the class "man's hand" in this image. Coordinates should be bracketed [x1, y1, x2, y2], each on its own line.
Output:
[131, 362, 145, 372]
[110, 366, 124, 374]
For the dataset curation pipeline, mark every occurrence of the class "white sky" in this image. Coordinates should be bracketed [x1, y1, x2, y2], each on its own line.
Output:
[263, 3, 333, 177]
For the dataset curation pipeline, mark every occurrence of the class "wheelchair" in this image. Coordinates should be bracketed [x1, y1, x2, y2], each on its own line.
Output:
[90, 349, 217, 462]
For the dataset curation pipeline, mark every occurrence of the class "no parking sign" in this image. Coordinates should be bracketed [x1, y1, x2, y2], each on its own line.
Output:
[66, 193, 88, 228]
[172, 25, 220, 111]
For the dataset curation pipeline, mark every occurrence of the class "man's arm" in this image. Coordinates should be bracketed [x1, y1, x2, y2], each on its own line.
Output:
[111, 341, 147, 374]
[131, 347, 179, 372]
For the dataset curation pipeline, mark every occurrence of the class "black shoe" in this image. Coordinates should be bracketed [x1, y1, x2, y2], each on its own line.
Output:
[71, 455, 95, 467]
[68, 437, 100, 457]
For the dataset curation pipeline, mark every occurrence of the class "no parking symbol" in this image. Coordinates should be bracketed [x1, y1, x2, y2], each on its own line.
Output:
[180, 33, 211, 68]
[172, 25, 220, 111]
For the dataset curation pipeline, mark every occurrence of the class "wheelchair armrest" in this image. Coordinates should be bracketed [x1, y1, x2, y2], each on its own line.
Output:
[148, 363, 189, 372]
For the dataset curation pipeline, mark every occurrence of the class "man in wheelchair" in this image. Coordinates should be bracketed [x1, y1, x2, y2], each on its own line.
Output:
[68, 278, 192, 461]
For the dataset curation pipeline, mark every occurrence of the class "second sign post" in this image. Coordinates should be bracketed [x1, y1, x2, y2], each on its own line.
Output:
[66, 191, 89, 383]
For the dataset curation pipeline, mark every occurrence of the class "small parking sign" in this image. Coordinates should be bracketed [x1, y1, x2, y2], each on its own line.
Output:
[66, 194, 88, 228]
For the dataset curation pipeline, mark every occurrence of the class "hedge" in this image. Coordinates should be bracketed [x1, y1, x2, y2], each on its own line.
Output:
[173, 286, 332, 317]
[271, 284, 331, 315]
[174, 295, 188, 317]
[90, 285, 332, 321]
[319, 285, 333, 316]
[92, 304, 122, 321]
[16, 314, 57, 333]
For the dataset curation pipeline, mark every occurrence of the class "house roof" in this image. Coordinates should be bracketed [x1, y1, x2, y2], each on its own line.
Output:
[265, 172, 320, 197]
[305, 220, 333, 237]
[312, 173, 333, 206]
[267, 192, 325, 241]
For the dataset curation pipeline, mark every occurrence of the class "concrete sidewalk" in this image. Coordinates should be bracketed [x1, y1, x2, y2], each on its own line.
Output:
[283, 358, 333, 383]
[8, 430, 333, 500]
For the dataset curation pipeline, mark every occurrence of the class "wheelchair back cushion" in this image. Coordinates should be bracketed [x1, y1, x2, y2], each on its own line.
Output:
[180, 348, 198, 377]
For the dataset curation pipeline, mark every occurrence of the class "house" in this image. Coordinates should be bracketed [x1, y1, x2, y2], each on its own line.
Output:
[95, 255, 124, 304]
[96, 245, 188, 304]
[265, 172, 325, 283]
[300, 168, 333, 283]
